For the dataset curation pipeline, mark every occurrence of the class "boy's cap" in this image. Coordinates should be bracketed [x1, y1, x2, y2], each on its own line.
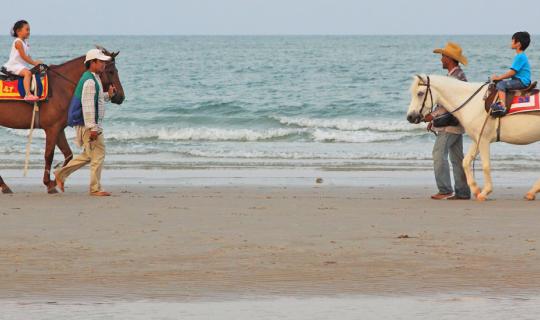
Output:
[433, 42, 468, 66]
[84, 49, 111, 64]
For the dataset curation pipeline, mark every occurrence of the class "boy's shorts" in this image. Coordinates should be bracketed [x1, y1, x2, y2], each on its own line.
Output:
[496, 78, 528, 92]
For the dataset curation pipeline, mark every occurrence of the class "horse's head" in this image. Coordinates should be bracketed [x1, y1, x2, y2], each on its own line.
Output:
[406, 75, 438, 124]
[96, 45, 125, 104]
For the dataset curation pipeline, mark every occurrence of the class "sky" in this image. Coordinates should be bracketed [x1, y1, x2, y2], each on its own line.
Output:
[1, 0, 539, 36]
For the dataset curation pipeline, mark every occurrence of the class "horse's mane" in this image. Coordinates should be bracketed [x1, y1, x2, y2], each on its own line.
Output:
[411, 74, 485, 94]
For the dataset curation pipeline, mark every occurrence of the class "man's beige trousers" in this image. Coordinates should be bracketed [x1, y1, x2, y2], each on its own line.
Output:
[55, 129, 105, 193]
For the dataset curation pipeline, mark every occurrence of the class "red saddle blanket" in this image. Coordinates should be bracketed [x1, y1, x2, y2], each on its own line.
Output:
[508, 93, 540, 115]
[0, 75, 48, 101]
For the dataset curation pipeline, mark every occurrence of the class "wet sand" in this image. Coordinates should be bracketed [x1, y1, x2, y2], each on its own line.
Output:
[1, 180, 540, 301]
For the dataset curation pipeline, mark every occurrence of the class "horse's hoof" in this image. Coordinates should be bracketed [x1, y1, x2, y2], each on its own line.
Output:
[48, 187, 59, 194]
[1, 186, 13, 194]
[525, 193, 536, 201]
[477, 194, 487, 202]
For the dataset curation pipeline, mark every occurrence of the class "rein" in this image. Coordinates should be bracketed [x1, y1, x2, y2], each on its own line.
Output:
[45, 65, 78, 87]
[418, 76, 489, 117]
[47, 61, 117, 91]
[448, 81, 490, 115]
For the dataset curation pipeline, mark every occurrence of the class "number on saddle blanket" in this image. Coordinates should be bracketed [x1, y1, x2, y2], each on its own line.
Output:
[0, 73, 48, 101]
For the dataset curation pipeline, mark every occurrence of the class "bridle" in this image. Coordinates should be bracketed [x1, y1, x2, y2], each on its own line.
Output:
[417, 75, 434, 116]
[416, 75, 490, 120]
[416, 76, 493, 179]
[44, 60, 117, 90]
[101, 61, 117, 91]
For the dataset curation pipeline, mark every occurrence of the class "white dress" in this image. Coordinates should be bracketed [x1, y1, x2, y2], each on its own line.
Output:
[3, 38, 31, 75]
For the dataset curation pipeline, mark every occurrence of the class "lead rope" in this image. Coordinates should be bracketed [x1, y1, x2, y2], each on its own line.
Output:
[23, 75, 40, 177]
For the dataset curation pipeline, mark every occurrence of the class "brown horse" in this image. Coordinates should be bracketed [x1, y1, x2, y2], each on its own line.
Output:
[0, 47, 125, 194]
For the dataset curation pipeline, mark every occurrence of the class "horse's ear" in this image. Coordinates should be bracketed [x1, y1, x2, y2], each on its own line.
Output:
[415, 74, 425, 85]
[95, 44, 113, 56]
[112, 51, 120, 58]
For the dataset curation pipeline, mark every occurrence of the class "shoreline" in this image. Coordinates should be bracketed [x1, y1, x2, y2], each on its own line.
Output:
[3, 294, 540, 320]
[3, 167, 540, 188]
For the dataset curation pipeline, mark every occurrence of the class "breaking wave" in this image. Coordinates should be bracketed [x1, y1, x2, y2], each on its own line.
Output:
[274, 116, 423, 132]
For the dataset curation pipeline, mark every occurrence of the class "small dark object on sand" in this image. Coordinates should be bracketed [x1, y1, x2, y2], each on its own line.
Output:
[316, 178, 324, 184]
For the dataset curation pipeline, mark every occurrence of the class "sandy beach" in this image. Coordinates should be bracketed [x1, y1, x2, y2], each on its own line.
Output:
[1, 169, 540, 303]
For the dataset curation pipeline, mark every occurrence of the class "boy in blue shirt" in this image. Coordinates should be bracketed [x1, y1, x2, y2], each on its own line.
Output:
[491, 31, 532, 117]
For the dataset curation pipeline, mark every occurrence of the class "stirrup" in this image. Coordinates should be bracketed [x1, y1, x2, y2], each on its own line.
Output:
[490, 102, 506, 118]
[24, 94, 39, 102]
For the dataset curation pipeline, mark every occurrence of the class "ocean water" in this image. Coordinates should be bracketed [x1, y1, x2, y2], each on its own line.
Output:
[1, 35, 540, 171]
[2, 295, 540, 320]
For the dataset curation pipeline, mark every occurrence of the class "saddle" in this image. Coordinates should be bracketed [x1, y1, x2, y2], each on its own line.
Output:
[484, 81, 539, 112]
[0, 64, 49, 101]
[0, 64, 47, 81]
[0, 67, 20, 81]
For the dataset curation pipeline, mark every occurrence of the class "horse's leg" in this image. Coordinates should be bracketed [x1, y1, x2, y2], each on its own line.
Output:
[477, 141, 493, 201]
[43, 128, 60, 194]
[463, 142, 481, 198]
[0, 176, 13, 194]
[56, 130, 73, 167]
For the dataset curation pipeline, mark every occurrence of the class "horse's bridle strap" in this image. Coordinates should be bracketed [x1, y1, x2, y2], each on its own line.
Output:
[418, 76, 489, 116]
[418, 76, 434, 116]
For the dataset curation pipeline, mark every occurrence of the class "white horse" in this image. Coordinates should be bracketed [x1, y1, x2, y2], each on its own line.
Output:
[406, 74, 540, 201]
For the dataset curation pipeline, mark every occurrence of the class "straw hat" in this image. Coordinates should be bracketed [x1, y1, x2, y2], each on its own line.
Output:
[433, 42, 468, 66]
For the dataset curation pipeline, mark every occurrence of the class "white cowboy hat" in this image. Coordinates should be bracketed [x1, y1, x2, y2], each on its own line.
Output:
[84, 49, 111, 64]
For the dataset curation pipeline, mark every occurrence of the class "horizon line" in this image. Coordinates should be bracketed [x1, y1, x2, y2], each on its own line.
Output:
[0, 33, 524, 37]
